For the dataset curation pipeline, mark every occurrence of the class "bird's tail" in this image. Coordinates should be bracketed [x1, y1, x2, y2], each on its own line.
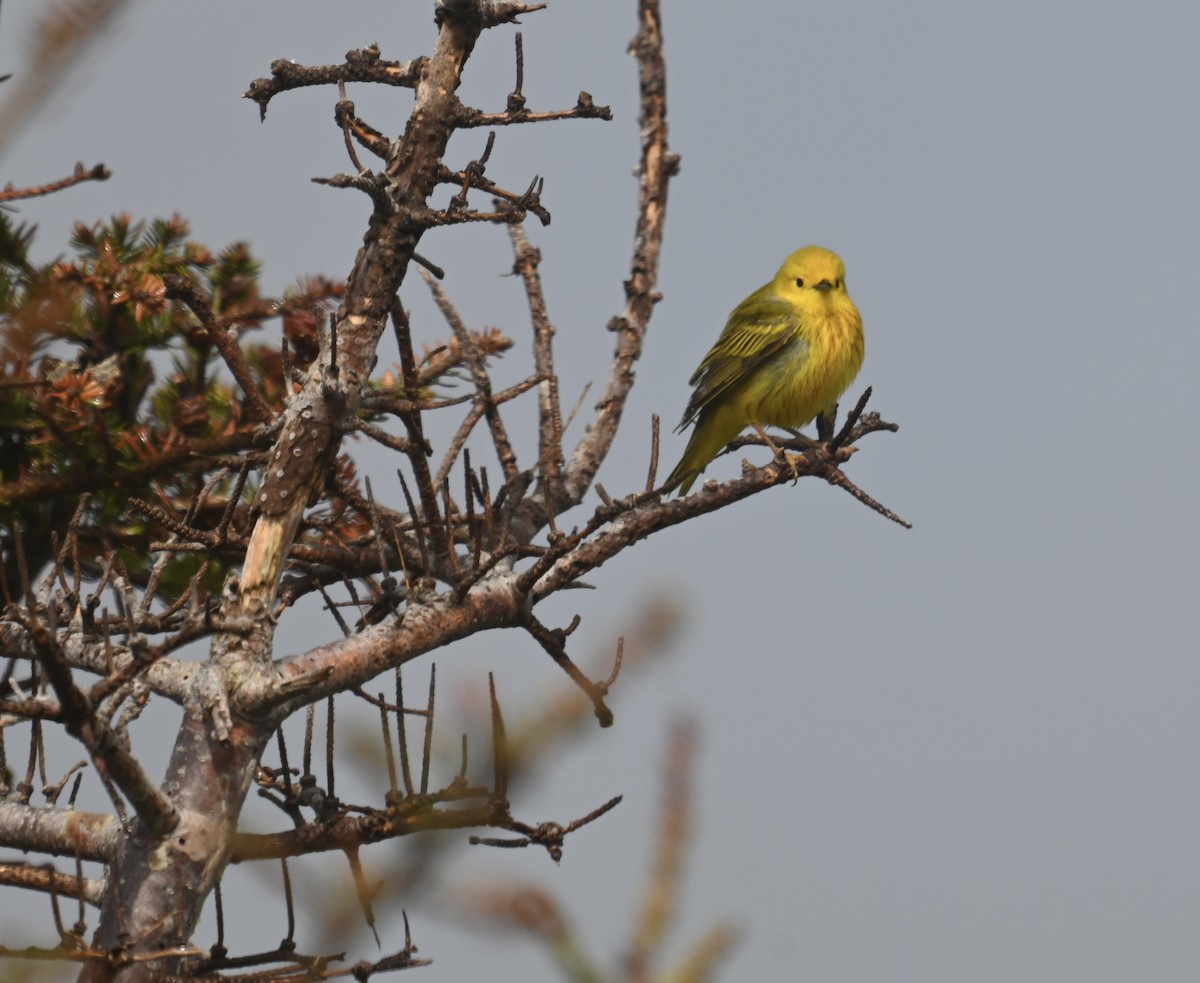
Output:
[665, 452, 701, 496]
[665, 417, 731, 495]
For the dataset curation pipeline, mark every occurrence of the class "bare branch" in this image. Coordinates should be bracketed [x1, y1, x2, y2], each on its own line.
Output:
[164, 269, 274, 425]
[491, 0, 675, 561]
[627, 720, 695, 976]
[335, 88, 386, 165]
[456, 91, 613, 127]
[0, 162, 110, 204]
[530, 439, 906, 601]
[421, 269, 520, 483]
[0, 802, 117, 862]
[231, 797, 506, 863]
[468, 794, 622, 863]
[32, 623, 178, 837]
[560, 0, 676, 503]
[0, 861, 104, 907]
[508, 223, 565, 504]
[244, 45, 424, 120]
[523, 614, 614, 727]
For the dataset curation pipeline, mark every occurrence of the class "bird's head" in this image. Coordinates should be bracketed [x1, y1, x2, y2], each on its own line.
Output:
[774, 246, 851, 308]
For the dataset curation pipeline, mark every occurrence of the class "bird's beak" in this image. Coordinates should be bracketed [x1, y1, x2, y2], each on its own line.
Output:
[814, 279, 834, 292]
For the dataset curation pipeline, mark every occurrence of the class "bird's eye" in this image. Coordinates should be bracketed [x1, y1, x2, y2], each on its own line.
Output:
[794, 278, 804, 288]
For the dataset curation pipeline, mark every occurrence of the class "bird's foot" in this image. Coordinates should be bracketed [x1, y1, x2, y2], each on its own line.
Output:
[784, 453, 815, 483]
[754, 423, 807, 483]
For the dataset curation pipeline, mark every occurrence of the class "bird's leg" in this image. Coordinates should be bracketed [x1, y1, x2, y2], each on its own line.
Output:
[752, 423, 803, 483]
[782, 426, 819, 449]
[815, 407, 836, 442]
[752, 421, 784, 456]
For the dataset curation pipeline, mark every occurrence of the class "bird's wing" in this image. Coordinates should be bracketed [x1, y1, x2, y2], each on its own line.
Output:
[677, 293, 806, 429]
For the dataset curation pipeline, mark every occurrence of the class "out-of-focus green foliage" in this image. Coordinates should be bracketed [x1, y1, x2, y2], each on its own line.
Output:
[0, 210, 514, 602]
[0, 212, 342, 597]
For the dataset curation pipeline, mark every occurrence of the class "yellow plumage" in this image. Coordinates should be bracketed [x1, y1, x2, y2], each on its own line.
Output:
[667, 246, 864, 494]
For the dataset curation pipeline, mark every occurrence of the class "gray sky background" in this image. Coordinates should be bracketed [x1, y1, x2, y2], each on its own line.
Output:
[3, 1, 1199, 981]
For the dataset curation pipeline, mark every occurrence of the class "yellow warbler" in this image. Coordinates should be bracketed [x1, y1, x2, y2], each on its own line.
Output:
[667, 246, 864, 494]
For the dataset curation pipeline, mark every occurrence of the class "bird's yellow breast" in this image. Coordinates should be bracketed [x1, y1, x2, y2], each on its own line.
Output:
[740, 304, 864, 429]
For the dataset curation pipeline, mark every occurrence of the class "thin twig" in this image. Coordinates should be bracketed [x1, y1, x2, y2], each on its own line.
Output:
[421, 269, 520, 483]
[508, 222, 565, 504]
